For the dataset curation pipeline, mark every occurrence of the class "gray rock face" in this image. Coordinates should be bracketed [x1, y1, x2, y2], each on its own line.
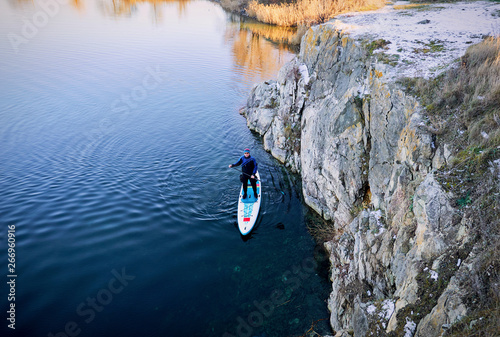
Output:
[415, 275, 467, 337]
[413, 174, 458, 260]
[245, 23, 435, 227]
[245, 58, 307, 171]
[243, 13, 496, 337]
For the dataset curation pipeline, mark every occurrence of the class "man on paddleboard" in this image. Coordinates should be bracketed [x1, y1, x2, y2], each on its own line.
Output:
[229, 148, 258, 199]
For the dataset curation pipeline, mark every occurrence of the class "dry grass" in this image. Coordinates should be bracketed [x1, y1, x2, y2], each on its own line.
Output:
[418, 36, 500, 234]
[247, 0, 385, 27]
[305, 209, 337, 244]
[445, 245, 500, 337]
[401, 36, 500, 336]
[393, 3, 431, 10]
[441, 36, 500, 149]
[402, 36, 500, 151]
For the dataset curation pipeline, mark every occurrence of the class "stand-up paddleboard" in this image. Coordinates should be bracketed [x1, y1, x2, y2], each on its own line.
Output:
[237, 172, 261, 235]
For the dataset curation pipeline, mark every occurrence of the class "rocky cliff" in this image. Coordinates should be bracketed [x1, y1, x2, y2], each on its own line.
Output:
[243, 2, 499, 336]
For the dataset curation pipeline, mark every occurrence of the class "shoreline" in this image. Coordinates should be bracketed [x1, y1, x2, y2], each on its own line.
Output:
[241, 1, 500, 335]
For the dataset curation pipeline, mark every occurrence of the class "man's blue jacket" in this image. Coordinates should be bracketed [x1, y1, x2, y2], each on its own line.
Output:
[232, 156, 258, 176]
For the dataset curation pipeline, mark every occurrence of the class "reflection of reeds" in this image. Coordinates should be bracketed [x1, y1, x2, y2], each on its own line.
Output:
[11, 0, 84, 9]
[99, 0, 190, 17]
[71, 0, 85, 11]
[239, 21, 297, 44]
[247, 0, 385, 27]
[225, 25, 295, 84]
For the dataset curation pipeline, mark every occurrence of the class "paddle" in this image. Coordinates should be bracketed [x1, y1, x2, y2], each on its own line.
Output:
[228, 165, 257, 179]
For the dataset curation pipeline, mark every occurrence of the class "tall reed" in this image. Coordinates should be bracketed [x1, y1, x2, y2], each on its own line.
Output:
[247, 0, 385, 27]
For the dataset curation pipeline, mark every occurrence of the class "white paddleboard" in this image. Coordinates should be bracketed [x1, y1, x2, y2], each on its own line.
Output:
[237, 171, 261, 235]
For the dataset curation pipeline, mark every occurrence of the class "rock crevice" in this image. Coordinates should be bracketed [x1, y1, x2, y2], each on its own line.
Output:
[243, 3, 499, 335]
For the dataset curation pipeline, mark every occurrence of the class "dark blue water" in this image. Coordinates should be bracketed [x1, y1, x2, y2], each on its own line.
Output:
[0, 1, 332, 336]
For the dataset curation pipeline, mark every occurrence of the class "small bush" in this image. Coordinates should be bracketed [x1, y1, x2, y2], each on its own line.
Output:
[364, 38, 391, 55]
[393, 3, 430, 10]
[305, 210, 336, 244]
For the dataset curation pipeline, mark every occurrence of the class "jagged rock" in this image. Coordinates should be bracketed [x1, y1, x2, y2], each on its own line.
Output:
[413, 174, 460, 259]
[415, 275, 467, 336]
[352, 298, 369, 337]
[244, 59, 306, 172]
[242, 3, 499, 336]
[245, 80, 278, 135]
[245, 22, 447, 335]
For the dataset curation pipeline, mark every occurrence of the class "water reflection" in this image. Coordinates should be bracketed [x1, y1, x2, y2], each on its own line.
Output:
[71, 0, 85, 11]
[4, 0, 296, 84]
[7, 0, 34, 7]
[8, 0, 189, 18]
[236, 15, 299, 46]
[0, 1, 332, 336]
[97, 0, 190, 18]
[225, 15, 296, 83]
[9, 0, 85, 9]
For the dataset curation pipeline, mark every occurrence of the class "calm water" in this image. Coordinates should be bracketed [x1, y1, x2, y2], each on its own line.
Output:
[0, 1, 332, 336]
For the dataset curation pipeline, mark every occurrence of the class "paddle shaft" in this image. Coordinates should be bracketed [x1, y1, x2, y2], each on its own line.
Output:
[229, 165, 258, 179]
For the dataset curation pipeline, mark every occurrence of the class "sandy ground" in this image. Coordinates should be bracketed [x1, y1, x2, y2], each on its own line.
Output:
[331, 1, 500, 79]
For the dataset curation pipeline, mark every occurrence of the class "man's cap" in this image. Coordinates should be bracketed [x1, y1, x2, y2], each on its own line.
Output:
[244, 148, 250, 153]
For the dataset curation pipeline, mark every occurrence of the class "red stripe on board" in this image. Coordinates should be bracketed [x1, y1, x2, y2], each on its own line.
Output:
[243, 218, 251, 222]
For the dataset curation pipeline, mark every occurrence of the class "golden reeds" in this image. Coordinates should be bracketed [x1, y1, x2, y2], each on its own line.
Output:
[247, 0, 385, 27]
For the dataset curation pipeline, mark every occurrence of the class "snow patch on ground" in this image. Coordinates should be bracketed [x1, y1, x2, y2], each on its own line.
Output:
[299, 63, 310, 84]
[370, 209, 386, 236]
[493, 159, 500, 181]
[367, 304, 377, 315]
[366, 299, 395, 321]
[380, 299, 395, 320]
[404, 317, 417, 337]
[329, 1, 500, 79]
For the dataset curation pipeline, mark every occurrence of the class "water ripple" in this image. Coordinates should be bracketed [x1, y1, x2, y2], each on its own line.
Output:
[0, 1, 330, 336]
